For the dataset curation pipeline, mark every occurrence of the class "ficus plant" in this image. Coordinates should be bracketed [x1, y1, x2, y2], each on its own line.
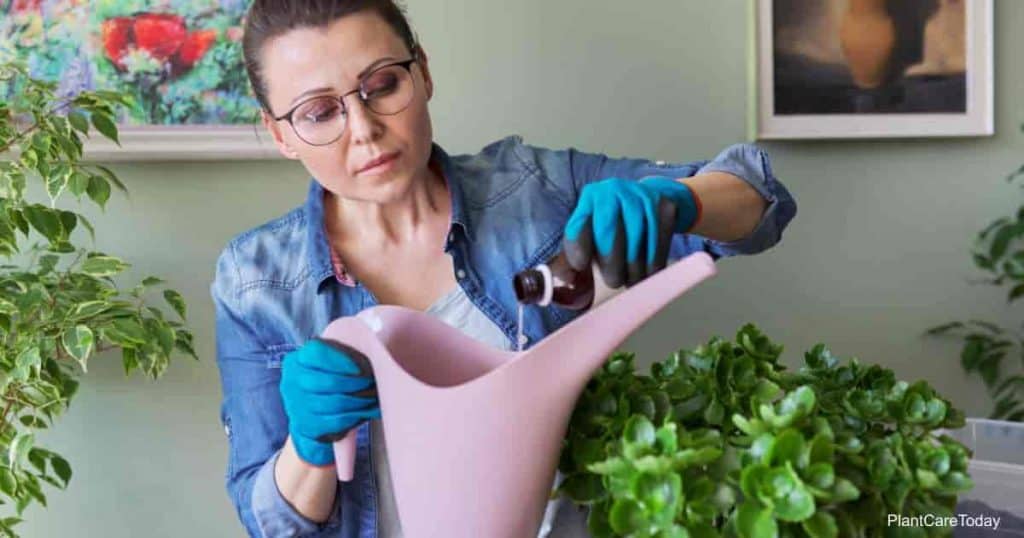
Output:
[0, 61, 195, 537]
[926, 142, 1024, 421]
[558, 323, 972, 538]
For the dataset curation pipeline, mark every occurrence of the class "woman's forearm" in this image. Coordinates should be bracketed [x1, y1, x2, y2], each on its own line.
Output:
[681, 172, 768, 242]
[274, 436, 340, 523]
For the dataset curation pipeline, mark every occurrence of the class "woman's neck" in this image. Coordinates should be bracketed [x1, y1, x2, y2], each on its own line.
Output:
[325, 165, 449, 253]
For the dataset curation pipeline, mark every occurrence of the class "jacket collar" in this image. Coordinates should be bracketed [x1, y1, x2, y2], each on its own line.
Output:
[306, 142, 472, 293]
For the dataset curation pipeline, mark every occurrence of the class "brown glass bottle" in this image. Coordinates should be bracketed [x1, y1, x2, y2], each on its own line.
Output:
[513, 252, 595, 310]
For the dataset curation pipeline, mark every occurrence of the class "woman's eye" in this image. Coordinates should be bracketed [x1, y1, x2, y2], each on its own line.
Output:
[299, 101, 341, 123]
[362, 71, 398, 98]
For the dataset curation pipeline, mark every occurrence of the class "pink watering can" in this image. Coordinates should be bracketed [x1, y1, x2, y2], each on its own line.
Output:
[319, 251, 717, 537]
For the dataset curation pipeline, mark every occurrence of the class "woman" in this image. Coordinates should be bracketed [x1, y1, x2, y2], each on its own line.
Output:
[213, 1, 797, 536]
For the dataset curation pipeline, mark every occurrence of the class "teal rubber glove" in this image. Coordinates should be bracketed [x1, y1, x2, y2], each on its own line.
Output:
[279, 338, 381, 466]
[564, 176, 701, 288]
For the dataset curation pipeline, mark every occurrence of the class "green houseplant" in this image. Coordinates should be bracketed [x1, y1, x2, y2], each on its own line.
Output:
[558, 323, 972, 537]
[926, 144, 1024, 422]
[0, 61, 195, 537]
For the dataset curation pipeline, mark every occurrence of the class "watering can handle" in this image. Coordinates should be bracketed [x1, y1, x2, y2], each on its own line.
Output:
[333, 430, 359, 481]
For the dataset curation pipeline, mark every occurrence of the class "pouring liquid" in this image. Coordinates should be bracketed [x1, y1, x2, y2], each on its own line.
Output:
[516, 303, 525, 352]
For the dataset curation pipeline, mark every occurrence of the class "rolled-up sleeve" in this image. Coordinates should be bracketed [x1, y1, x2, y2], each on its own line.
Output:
[690, 143, 797, 258]
[533, 140, 796, 261]
[212, 245, 343, 537]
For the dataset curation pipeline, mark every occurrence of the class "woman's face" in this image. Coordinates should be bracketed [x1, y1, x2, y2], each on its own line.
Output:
[259, 11, 434, 203]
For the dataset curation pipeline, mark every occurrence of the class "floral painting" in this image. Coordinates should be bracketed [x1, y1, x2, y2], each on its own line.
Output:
[1, 0, 259, 126]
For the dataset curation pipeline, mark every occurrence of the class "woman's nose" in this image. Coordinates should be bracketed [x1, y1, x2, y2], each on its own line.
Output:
[344, 97, 384, 144]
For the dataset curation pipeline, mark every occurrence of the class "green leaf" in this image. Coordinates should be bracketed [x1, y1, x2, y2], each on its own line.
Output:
[15, 347, 42, 375]
[0, 467, 15, 496]
[27, 448, 46, 473]
[769, 429, 806, 468]
[68, 110, 89, 133]
[916, 468, 940, 489]
[624, 416, 656, 448]
[80, 255, 128, 277]
[572, 437, 606, 467]
[736, 501, 777, 538]
[71, 300, 111, 319]
[90, 112, 119, 145]
[778, 386, 816, 418]
[19, 415, 47, 429]
[45, 166, 71, 205]
[608, 498, 646, 534]
[59, 210, 77, 236]
[941, 471, 973, 492]
[8, 208, 30, 237]
[753, 379, 782, 403]
[7, 433, 34, 469]
[121, 347, 140, 375]
[1010, 284, 1024, 302]
[805, 462, 834, 490]
[732, 414, 760, 436]
[104, 318, 147, 346]
[766, 464, 815, 522]
[163, 289, 187, 320]
[560, 472, 604, 503]
[21, 474, 46, 506]
[62, 325, 95, 371]
[802, 511, 838, 538]
[829, 478, 860, 503]
[37, 253, 59, 275]
[94, 165, 128, 194]
[86, 174, 111, 209]
[68, 170, 90, 197]
[704, 398, 725, 425]
[22, 205, 64, 244]
[806, 434, 831, 463]
[51, 455, 71, 487]
[634, 472, 680, 515]
[141, 276, 165, 287]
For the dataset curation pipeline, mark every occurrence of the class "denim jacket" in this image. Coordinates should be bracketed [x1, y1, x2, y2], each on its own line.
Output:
[211, 136, 797, 537]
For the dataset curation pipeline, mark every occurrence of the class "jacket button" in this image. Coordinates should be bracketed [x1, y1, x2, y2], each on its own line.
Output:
[517, 334, 529, 346]
[456, 269, 466, 279]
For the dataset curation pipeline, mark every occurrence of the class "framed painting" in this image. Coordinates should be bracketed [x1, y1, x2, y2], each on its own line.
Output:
[752, 0, 994, 139]
[1, 0, 278, 160]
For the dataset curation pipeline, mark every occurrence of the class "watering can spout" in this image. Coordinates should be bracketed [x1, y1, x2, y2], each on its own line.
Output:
[531, 251, 718, 396]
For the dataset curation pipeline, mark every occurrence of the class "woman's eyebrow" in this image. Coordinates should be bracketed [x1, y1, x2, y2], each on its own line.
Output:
[288, 56, 399, 107]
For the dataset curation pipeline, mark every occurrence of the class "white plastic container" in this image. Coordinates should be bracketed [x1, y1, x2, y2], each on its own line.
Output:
[939, 418, 1024, 536]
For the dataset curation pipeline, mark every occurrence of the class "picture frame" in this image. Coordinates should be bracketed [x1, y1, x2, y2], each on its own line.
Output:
[81, 125, 279, 161]
[751, 0, 994, 140]
[1, 0, 281, 160]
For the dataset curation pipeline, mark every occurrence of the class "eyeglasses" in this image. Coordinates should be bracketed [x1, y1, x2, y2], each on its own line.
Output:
[271, 55, 419, 146]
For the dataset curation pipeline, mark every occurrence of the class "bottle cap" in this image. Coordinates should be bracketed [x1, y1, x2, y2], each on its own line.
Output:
[513, 264, 554, 306]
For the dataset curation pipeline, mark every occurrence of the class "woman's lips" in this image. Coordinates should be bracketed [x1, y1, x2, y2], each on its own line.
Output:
[357, 152, 400, 175]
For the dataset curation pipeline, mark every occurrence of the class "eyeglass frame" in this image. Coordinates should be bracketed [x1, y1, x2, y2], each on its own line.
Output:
[269, 51, 421, 146]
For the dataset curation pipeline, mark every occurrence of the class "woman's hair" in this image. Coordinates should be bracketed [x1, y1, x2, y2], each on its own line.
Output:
[242, 0, 418, 113]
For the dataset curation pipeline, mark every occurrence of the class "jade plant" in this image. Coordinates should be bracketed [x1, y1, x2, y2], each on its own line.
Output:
[926, 145, 1024, 421]
[558, 323, 972, 537]
[0, 61, 195, 537]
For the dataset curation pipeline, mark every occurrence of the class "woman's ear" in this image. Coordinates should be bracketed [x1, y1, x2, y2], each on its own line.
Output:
[261, 110, 301, 160]
[415, 45, 434, 101]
